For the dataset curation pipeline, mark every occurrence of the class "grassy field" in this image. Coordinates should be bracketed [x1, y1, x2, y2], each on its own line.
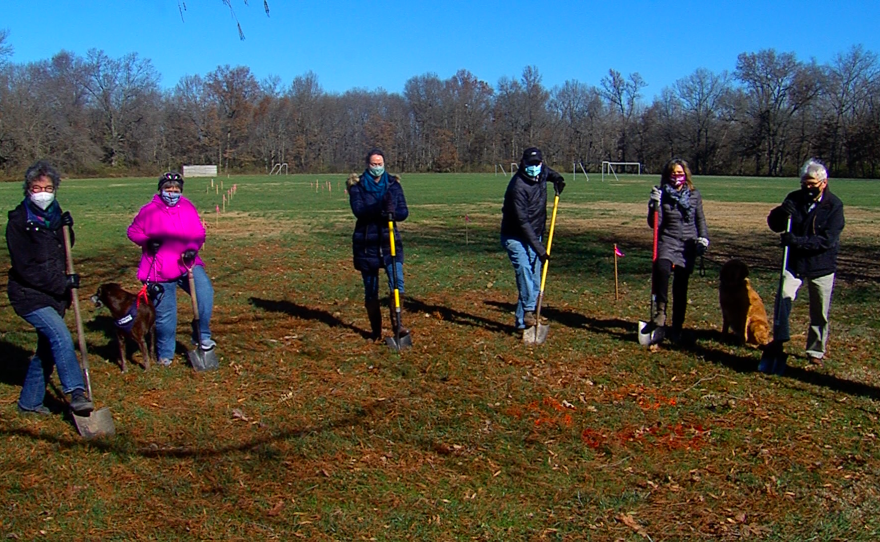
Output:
[0, 172, 879, 540]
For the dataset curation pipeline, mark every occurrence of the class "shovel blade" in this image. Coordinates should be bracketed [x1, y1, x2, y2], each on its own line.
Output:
[73, 407, 116, 439]
[385, 331, 413, 351]
[637, 320, 664, 347]
[188, 347, 220, 372]
[522, 323, 550, 345]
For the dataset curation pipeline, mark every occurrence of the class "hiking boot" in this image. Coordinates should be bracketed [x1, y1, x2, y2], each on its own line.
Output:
[365, 299, 383, 341]
[523, 311, 537, 327]
[69, 389, 94, 415]
[807, 354, 824, 366]
[17, 404, 51, 416]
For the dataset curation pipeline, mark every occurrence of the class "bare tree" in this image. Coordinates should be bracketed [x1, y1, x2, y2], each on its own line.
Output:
[177, 0, 270, 40]
[600, 69, 646, 161]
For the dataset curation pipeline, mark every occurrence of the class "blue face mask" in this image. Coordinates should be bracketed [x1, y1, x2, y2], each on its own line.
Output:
[161, 191, 182, 207]
[368, 166, 385, 178]
[524, 164, 542, 178]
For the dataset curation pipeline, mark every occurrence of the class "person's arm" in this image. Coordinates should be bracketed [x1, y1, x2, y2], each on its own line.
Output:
[695, 192, 709, 240]
[512, 186, 546, 257]
[127, 206, 151, 246]
[349, 178, 383, 221]
[786, 200, 845, 252]
[183, 200, 206, 251]
[390, 177, 409, 222]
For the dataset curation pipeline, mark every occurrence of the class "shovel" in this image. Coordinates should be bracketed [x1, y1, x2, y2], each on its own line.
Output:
[62, 226, 116, 439]
[758, 216, 792, 374]
[523, 193, 560, 346]
[186, 264, 219, 371]
[638, 205, 665, 346]
[385, 215, 412, 352]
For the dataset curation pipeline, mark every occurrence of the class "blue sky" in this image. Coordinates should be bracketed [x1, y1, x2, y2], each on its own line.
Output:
[4, 0, 879, 100]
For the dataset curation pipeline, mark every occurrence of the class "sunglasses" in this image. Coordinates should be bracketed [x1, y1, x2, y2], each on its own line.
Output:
[162, 172, 182, 182]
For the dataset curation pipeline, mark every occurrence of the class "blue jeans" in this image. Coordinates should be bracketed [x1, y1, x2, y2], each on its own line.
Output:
[19, 306, 86, 410]
[501, 235, 543, 329]
[153, 265, 214, 360]
[362, 262, 404, 302]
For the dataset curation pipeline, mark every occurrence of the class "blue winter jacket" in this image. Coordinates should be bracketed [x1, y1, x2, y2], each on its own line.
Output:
[348, 172, 409, 272]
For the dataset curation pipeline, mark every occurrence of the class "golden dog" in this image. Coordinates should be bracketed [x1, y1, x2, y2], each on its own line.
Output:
[719, 259, 771, 347]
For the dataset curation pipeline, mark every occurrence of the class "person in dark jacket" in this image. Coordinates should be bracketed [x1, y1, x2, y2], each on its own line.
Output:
[760, 158, 844, 373]
[647, 158, 709, 343]
[5, 160, 93, 416]
[500, 147, 565, 332]
[347, 148, 410, 341]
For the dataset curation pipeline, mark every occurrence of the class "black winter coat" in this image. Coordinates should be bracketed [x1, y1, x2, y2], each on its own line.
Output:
[767, 187, 844, 278]
[348, 172, 409, 272]
[5, 202, 73, 317]
[500, 166, 564, 257]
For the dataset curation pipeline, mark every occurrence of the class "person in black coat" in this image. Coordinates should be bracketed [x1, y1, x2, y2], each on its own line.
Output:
[347, 149, 410, 341]
[760, 158, 844, 373]
[5, 160, 93, 416]
[647, 158, 710, 343]
[500, 147, 565, 332]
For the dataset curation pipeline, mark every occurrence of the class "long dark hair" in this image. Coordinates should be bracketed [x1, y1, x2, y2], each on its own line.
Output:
[660, 158, 694, 190]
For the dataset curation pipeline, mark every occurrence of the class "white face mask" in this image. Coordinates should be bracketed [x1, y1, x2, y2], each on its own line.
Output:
[29, 191, 55, 211]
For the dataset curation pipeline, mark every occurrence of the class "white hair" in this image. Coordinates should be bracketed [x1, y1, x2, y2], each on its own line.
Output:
[800, 158, 828, 182]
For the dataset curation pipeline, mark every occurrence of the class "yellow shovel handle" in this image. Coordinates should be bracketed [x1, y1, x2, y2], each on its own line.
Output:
[538, 194, 560, 292]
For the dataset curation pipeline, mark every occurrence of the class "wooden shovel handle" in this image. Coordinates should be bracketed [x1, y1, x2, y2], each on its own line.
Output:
[62, 226, 92, 398]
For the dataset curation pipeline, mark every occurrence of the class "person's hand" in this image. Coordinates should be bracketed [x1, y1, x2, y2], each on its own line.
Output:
[537, 247, 550, 263]
[382, 191, 396, 219]
[65, 273, 80, 290]
[781, 199, 797, 216]
[696, 237, 709, 256]
[61, 211, 74, 228]
[553, 178, 566, 196]
[649, 186, 662, 209]
[182, 249, 197, 267]
[780, 232, 797, 247]
[146, 239, 162, 256]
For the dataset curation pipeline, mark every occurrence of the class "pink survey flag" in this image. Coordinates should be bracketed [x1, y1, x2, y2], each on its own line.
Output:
[216, 205, 220, 213]
[614, 245, 625, 258]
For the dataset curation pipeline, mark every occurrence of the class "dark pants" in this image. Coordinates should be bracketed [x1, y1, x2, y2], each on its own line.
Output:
[652, 258, 692, 331]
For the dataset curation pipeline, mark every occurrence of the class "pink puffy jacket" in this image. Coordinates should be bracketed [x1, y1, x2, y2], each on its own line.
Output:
[127, 194, 206, 282]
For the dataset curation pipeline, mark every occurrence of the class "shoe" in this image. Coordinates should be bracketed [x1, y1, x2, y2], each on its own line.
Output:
[523, 311, 537, 327]
[69, 390, 94, 415]
[200, 339, 216, 351]
[17, 404, 51, 416]
[158, 358, 173, 367]
[807, 355, 824, 366]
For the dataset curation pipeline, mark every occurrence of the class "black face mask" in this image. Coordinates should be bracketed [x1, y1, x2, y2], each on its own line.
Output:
[801, 184, 822, 199]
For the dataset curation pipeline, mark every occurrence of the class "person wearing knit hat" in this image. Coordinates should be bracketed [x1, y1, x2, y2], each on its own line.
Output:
[127, 171, 216, 367]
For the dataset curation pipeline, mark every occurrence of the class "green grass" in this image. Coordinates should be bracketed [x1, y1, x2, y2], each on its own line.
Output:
[0, 173, 879, 540]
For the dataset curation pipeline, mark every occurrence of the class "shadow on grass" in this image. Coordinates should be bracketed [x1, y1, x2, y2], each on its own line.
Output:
[407, 296, 509, 334]
[249, 297, 371, 339]
[484, 300, 637, 342]
[0, 339, 31, 386]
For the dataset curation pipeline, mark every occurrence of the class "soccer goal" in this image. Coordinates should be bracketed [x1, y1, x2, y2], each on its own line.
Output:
[269, 162, 289, 175]
[572, 161, 590, 181]
[601, 161, 642, 182]
[495, 163, 506, 175]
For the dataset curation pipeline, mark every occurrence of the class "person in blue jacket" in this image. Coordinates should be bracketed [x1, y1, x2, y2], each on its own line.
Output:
[347, 148, 410, 342]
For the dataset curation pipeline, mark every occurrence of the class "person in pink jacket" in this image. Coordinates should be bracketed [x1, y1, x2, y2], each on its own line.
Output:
[127, 172, 215, 366]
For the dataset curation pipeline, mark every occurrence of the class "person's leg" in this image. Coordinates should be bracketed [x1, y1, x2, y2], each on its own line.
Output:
[181, 265, 215, 348]
[805, 273, 835, 360]
[651, 259, 672, 327]
[670, 264, 692, 337]
[17, 330, 54, 412]
[384, 261, 409, 334]
[362, 270, 382, 339]
[760, 269, 802, 374]
[502, 236, 541, 330]
[153, 280, 179, 364]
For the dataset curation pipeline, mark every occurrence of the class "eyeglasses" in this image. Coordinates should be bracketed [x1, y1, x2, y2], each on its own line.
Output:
[30, 185, 55, 193]
[162, 172, 182, 182]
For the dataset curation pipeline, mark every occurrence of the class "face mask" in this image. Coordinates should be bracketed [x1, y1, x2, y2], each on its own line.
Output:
[368, 166, 385, 178]
[161, 191, 182, 206]
[670, 174, 686, 188]
[801, 182, 822, 199]
[524, 164, 542, 178]
[29, 191, 55, 211]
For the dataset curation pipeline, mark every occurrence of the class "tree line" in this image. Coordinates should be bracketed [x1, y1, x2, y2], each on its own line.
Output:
[1, 32, 878, 179]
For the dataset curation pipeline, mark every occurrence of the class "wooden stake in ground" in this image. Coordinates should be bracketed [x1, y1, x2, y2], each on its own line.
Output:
[614, 244, 625, 301]
[464, 214, 470, 245]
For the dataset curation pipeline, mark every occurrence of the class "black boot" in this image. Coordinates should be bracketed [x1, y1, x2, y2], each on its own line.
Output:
[365, 299, 382, 341]
[389, 297, 410, 338]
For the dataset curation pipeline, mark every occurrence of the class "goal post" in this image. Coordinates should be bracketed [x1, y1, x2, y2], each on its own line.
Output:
[572, 161, 590, 181]
[601, 161, 642, 182]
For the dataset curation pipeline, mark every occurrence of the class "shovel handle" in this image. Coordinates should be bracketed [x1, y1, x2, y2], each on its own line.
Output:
[187, 266, 202, 345]
[62, 226, 92, 399]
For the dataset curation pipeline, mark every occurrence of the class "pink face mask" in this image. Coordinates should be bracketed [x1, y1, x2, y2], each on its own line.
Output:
[670, 174, 686, 188]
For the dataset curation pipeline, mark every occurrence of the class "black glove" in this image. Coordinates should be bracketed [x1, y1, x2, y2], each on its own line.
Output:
[66, 273, 80, 290]
[146, 239, 162, 256]
[382, 191, 396, 219]
[61, 211, 74, 228]
[780, 232, 797, 247]
[537, 248, 550, 263]
[781, 199, 797, 217]
[182, 249, 197, 267]
[553, 179, 566, 196]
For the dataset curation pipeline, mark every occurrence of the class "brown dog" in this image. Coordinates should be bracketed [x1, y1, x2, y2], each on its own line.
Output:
[719, 259, 771, 347]
[91, 283, 155, 372]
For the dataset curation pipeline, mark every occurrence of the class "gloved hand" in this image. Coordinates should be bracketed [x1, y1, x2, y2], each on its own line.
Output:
[146, 239, 162, 256]
[537, 247, 550, 263]
[382, 190, 396, 219]
[780, 232, 797, 247]
[61, 211, 74, 228]
[182, 249, 197, 267]
[649, 186, 662, 209]
[781, 199, 797, 216]
[65, 273, 80, 290]
[553, 178, 566, 196]
[696, 237, 709, 256]
[146, 282, 165, 303]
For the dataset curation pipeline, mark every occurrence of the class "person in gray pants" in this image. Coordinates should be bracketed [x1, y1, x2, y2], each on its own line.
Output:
[760, 158, 845, 373]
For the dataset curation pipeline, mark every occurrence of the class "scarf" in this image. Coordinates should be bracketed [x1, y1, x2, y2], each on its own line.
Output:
[663, 184, 694, 222]
[24, 198, 62, 230]
[360, 170, 389, 200]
